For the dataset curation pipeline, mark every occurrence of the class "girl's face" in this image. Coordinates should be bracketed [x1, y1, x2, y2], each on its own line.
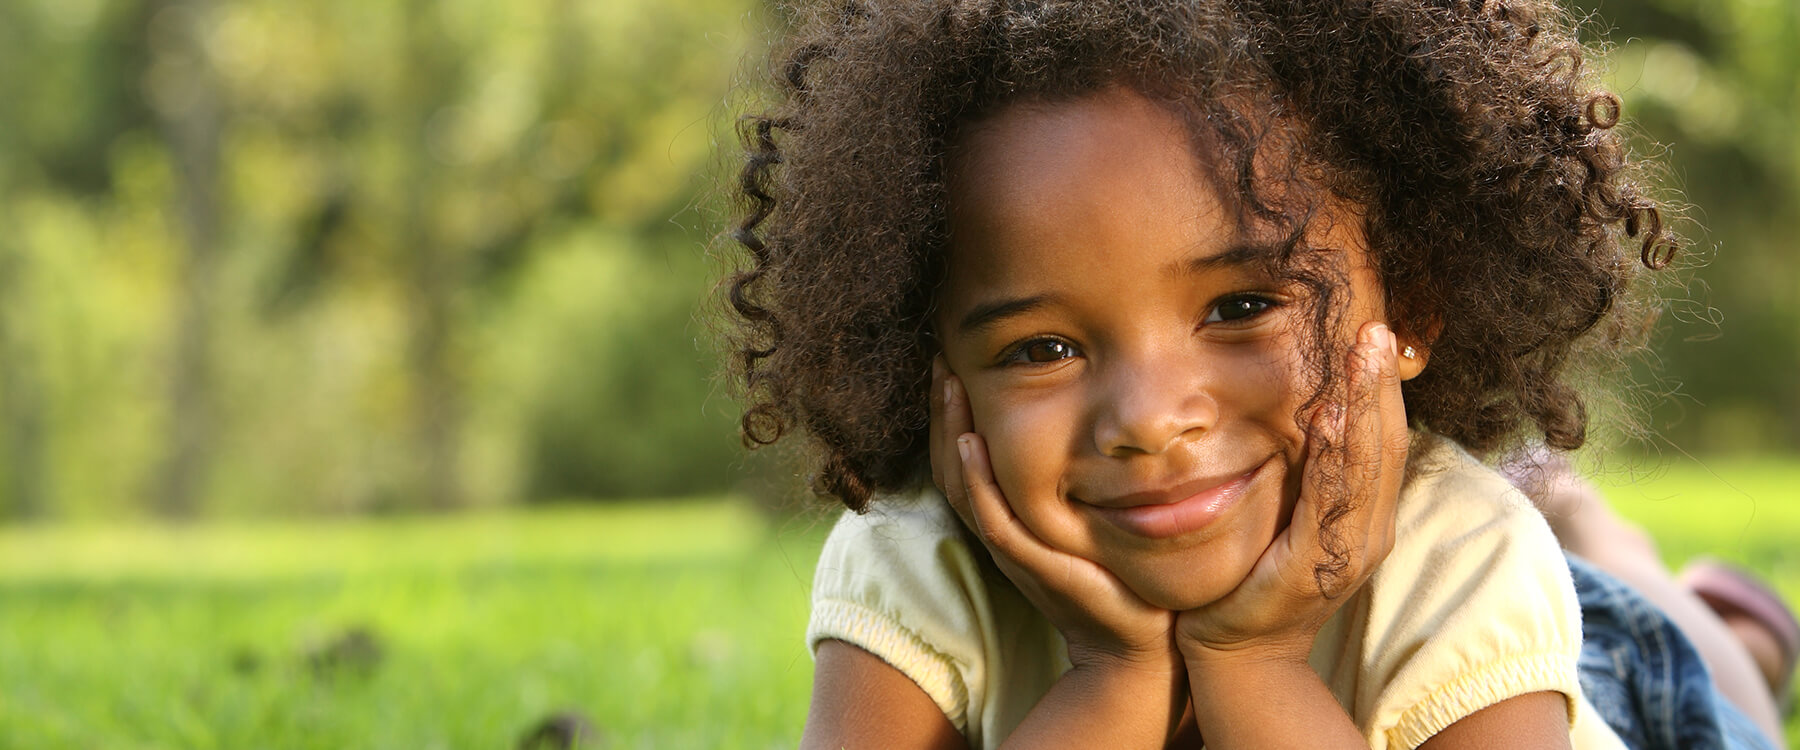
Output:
[935, 87, 1421, 610]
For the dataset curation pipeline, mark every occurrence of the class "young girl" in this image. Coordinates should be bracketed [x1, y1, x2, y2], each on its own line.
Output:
[722, 1, 1791, 747]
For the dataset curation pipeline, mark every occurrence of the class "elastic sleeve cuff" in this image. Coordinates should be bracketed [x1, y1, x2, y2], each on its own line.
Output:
[808, 597, 970, 731]
[1386, 651, 1580, 750]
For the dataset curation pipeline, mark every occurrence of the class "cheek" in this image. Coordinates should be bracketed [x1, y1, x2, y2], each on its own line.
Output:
[967, 387, 1080, 501]
[1208, 342, 1307, 418]
[1206, 340, 1315, 467]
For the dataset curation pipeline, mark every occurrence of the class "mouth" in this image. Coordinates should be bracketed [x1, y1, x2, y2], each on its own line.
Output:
[1083, 458, 1271, 540]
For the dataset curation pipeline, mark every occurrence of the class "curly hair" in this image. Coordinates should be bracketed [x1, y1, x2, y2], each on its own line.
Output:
[723, 0, 1674, 511]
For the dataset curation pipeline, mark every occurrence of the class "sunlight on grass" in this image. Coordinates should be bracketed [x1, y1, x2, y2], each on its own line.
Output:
[1598, 456, 1800, 576]
[0, 499, 826, 749]
[0, 498, 770, 581]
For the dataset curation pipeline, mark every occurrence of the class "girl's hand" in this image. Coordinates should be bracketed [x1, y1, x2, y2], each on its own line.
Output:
[1175, 321, 1410, 667]
[930, 358, 1180, 676]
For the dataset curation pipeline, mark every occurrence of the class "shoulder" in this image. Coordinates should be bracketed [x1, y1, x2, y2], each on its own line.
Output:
[807, 486, 1030, 736]
[1373, 434, 1571, 616]
[1390, 433, 1568, 572]
[1352, 433, 1583, 749]
[811, 487, 986, 626]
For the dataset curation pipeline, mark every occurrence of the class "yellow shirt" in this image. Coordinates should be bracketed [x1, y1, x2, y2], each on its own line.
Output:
[806, 435, 1626, 749]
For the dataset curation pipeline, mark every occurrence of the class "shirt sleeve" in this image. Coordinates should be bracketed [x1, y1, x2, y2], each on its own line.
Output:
[806, 492, 991, 733]
[806, 491, 1080, 747]
[1352, 440, 1585, 750]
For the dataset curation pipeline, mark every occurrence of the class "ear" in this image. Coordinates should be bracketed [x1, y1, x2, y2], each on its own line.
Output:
[1394, 317, 1442, 381]
[1396, 334, 1428, 380]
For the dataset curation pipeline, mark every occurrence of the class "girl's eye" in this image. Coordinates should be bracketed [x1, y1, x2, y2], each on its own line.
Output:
[1205, 295, 1276, 324]
[1006, 338, 1078, 365]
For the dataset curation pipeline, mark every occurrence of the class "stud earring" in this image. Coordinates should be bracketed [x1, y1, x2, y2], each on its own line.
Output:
[1402, 345, 1417, 359]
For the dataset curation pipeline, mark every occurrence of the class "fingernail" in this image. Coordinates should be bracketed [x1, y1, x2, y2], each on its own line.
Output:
[944, 377, 956, 407]
[1374, 323, 1395, 356]
[957, 435, 971, 462]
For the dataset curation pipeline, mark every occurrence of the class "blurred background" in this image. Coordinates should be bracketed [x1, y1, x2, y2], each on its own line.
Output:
[0, 0, 1793, 522]
[0, 0, 1794, 746]
[0, 0, 753, 521]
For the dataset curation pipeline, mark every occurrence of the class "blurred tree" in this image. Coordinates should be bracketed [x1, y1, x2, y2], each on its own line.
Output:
[1570, 0, 1800, 452]
[0, 0, 164, 519]
[397, 0, 468, 510]
[0, 198, 48, 521]
[0, 0, 764, 519]
[146, 0, 225, 518]
[0, 25, 45, 519]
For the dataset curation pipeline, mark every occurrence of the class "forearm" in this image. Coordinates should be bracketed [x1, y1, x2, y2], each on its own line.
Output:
[999, 661, 1184, 750]
[1185, 649, 1367, 750]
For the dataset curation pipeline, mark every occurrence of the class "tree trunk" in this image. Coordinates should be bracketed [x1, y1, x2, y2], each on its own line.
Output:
[401, 0, 462, 511]
[151, 0, 222, 519]
[0, 215, 48, 521]
[404, 226, 462, 512]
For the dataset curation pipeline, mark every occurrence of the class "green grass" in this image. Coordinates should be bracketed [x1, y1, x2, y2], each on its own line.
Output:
[0, 457, 1795, 748]
[1599, 456, 1800, 576]
[0, 501, 833, 749]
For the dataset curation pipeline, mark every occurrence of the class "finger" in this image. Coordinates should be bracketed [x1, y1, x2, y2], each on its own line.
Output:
[941, 373, 979, 531]
[929, 356, 948, 496]
[957, 432, 1063, 578]
[1273, 392, 1345, 592]
[1341, 323, 1387, 507]
[1280, 335, 1356, 557]
[1334, 322, 1405, 569]
[1372, 326, 1411, 552]
[1281, 322, 1389, 593]
[959, 433, 1170, 662]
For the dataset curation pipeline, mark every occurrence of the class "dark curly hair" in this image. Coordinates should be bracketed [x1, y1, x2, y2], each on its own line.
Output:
[723, 0, 1674, 512]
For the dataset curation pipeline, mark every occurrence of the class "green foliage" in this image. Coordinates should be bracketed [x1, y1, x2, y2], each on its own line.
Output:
[1572, 0, 1800, 452]
[0, 0, 763, 517]
[483, 230, 741, 499]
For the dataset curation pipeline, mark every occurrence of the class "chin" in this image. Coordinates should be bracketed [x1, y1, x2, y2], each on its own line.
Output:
[1122, 572, 1233, 612]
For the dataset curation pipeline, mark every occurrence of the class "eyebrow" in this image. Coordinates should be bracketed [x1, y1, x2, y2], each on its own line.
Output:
[954, 240, 1284, 336]
[1177, 240, 1279, 276]
[957, 294, 1054, 336]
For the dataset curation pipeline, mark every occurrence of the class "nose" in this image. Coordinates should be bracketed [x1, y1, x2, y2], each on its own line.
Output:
[1091, 355, 1217, 457]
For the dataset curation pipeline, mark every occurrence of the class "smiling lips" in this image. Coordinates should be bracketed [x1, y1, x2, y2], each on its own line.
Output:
[1086, 465, 1261, 539]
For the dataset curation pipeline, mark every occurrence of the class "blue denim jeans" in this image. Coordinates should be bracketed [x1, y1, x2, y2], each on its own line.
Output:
[1570, 555, 1778, 750]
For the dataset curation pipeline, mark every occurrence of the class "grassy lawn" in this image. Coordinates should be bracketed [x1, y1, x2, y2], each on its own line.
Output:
[0, 455, 1795, 748]
[0, 501, 833, 749]
[1599, 456, 1800, 577]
